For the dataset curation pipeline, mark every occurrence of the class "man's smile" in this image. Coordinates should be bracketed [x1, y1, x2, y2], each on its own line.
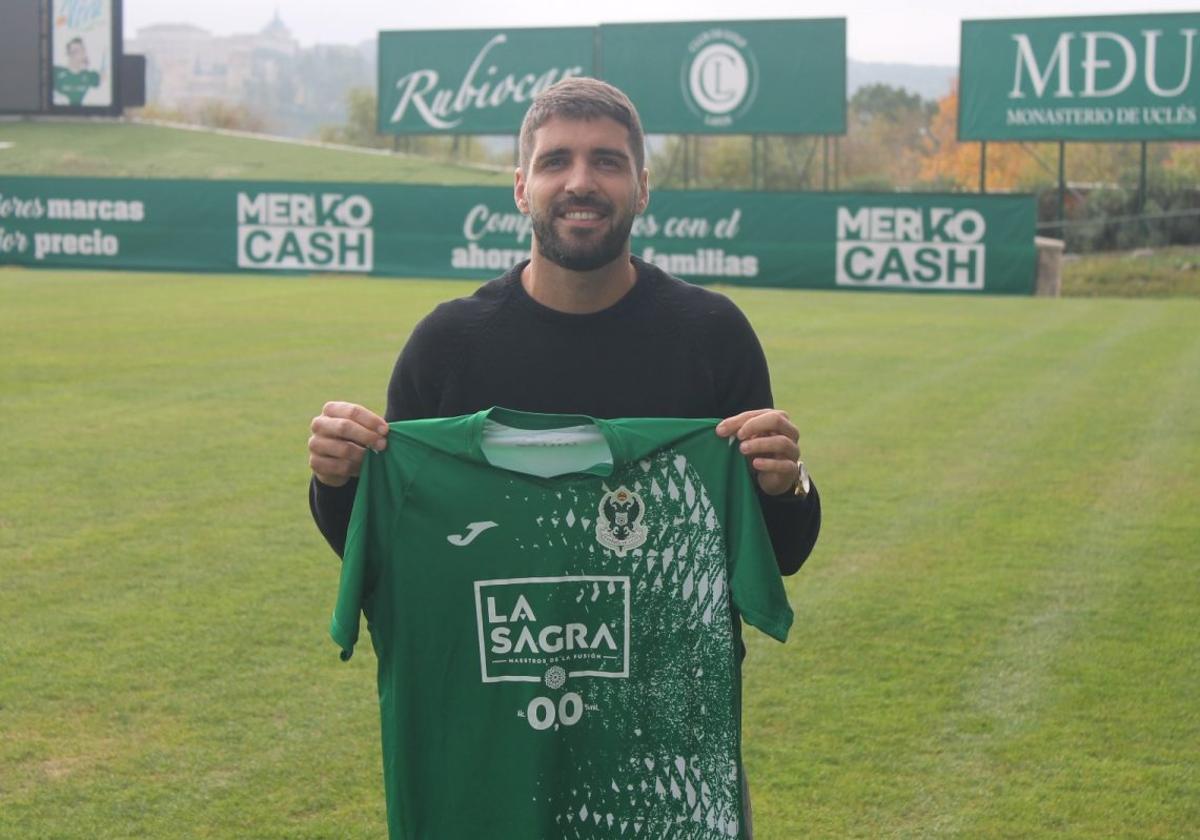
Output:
[554, 199, 612, 231]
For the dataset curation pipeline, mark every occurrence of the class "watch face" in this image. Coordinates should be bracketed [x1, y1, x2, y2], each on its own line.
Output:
[795, 462, 810, 497]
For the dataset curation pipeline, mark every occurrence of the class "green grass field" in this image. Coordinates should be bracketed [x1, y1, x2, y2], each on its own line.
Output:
[2, 267, 1197, 838]
[0, 121, 511, 184]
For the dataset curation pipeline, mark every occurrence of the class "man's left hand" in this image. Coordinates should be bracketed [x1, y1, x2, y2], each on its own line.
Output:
[716, 409, 803, 496]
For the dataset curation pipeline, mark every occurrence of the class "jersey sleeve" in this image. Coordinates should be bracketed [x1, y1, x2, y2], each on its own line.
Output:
[703, 292, 821, 576]
[330, 448, 387, 661]
[726, 450, 794, 642]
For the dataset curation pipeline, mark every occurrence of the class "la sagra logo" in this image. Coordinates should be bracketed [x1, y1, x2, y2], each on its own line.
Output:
[474, 576, 630, 685]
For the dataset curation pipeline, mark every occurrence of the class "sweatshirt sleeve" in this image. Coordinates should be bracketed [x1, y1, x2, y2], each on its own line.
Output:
[309, 308, 449, 558]
[726, 444, 794, 643]
[329, 450, 384, 660]
[310, 476, 358, 558]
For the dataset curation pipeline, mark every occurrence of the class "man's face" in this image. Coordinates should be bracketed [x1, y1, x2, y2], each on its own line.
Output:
[515, 116, 648, 272]
[67, 41, 87, 72]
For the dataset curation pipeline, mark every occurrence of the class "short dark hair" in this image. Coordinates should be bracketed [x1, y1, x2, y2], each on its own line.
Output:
[518, 77, 646, 174]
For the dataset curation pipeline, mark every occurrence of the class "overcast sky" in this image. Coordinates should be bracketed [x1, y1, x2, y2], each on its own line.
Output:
[122, 1, 1199, 66]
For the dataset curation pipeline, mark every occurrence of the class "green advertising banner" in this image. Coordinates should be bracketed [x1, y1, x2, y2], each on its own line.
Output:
[377, 19, 847, 136]
[377, 27, 595, 134]
[0, 176, 1036, 295]
[598, 19, 846, 135]
[960, 13, 1200, 141]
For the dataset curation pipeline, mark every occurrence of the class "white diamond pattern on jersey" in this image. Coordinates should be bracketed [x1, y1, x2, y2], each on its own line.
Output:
[529, 449, 742, 839]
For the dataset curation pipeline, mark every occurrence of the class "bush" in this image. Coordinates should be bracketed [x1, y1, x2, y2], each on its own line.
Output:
[1042, 185, 1200, 253]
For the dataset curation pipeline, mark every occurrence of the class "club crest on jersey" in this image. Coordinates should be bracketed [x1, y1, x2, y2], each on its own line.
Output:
[596, 485, 647, 556]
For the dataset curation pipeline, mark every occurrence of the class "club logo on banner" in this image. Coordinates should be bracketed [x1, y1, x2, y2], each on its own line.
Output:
[236, 191, 374, 272]
[682, 29, 759, 127]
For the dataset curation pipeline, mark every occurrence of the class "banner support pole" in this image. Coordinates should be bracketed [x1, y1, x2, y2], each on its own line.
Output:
[763, 137, 769, 191]
[750, 135, 757, 190]
[823, 136, 829, 190]
[1139, 141, 1149, 245]
[1057, 141, 1067, 241]
[1138, 141, 1148, 211]
[833, 136, 839, 191]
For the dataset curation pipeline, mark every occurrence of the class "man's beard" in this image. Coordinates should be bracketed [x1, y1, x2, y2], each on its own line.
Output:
[529, 195, 635, 272]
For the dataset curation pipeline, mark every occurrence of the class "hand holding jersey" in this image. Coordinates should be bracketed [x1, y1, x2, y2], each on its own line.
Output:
[716, 408, 805, 497]
[307, 401, 389, 487]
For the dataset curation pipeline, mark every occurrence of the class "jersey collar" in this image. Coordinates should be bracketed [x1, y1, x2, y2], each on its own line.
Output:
[466, 407, 624, 479]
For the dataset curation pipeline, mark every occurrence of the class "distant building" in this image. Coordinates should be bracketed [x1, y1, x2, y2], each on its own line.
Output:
[128, 12, 299, 108]
[126, 12, 370, 137]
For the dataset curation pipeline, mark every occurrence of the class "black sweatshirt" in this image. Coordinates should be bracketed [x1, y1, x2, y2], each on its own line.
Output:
[310, 256, 820, 572]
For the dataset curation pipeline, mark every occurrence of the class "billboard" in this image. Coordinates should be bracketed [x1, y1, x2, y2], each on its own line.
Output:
[0, 176, 1036, 295]
[377, 19, 847, 136]
[50, 0, 121, 114]
[960, 13, 1200, 141]
[378, 27, 594, 134]
[599, 19, 846, 135]
[0, 0, 44, 113]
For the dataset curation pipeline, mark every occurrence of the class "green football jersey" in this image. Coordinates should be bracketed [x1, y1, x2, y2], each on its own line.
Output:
[331, 408, 793, 840]
[53, 66, 101, 106]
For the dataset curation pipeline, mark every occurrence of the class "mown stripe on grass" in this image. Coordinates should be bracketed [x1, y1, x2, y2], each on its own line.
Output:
[744, 299, 1198, 838]
[887, 316, 1200, 839]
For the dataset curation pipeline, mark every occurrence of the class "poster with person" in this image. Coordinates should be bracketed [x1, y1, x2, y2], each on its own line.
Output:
[51, 0, 115, 109]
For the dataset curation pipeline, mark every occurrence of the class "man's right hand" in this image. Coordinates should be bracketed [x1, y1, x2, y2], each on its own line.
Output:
[308, 401, 390, 488]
